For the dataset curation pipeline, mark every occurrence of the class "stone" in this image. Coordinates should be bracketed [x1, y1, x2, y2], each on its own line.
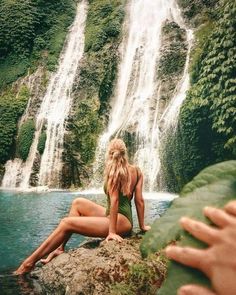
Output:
[31, 237, 166, 295]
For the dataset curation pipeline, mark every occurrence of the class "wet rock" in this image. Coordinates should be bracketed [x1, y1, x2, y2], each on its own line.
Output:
[31, 237, 166, 295]
[157, 20, 188, 120]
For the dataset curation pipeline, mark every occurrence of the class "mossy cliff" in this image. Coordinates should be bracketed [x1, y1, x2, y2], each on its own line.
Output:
[161, 0, 236, 192]
[0, 0, 235, 192]
[62, 0, 125, 188]
[0, 0, 76, 88]
[0, 86, 30, 180]
[0, 0, 76, 182]
[157, 20, 188, 116]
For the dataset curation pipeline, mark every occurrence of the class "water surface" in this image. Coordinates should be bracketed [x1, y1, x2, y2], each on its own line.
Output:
[0, 190, 175, 294]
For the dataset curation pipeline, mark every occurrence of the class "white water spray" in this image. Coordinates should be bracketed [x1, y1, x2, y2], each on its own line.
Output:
[92, 0, 193, 192]
[2, 1, 88, 189]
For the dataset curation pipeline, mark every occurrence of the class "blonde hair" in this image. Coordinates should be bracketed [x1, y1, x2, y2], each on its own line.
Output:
[104, 138, 131, 195]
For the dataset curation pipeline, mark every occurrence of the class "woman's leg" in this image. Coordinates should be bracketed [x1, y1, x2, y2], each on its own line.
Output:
[41, 197, 106, 263]
[15, 216, 109, 275]
[15, 213, 131, 275]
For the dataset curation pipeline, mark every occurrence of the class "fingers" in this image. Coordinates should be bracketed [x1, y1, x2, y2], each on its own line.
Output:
[115, 235, 123, 242]
[204, 206, 236, 228]
[224, 201, 236, 217]
[105, 235, 123, 243]
[180, 217, 219, 245]
[178, 285, 217, 295]
[165, 245, 207, 272]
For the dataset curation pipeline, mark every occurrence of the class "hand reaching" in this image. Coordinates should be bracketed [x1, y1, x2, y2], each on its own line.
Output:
[165, 201, 236, 295]
[105, 232, 123, 243]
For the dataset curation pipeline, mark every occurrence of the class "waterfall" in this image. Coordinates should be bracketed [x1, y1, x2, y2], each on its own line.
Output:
[92, 0, 193, 192]
[2, 1, 88, 189]
[160, 29, 194, 130]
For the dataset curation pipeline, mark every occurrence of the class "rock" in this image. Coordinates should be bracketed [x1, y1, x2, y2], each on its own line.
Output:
[31, 236, 166, 295]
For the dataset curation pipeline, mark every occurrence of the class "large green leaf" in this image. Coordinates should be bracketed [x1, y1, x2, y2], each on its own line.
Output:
[140, 160, 236, 294]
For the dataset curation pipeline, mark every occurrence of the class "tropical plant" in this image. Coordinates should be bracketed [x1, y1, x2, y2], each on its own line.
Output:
[141, 160, 236, 294]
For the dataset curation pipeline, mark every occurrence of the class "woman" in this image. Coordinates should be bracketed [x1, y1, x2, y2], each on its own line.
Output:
[15, 138, 150, 275]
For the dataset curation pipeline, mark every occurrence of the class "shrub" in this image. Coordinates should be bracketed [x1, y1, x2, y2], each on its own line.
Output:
[18, 119, 35, 161]
[37, 131, 47, 155]
[0, 86, 30, 163]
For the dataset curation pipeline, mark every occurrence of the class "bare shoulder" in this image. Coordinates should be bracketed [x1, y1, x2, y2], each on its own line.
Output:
[128, 164, 140, 175]
[128, 165, 143, 182]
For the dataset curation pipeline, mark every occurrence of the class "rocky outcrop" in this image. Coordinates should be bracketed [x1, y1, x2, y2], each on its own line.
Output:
[157, 20, 188, 119]
[0, 164, 5, 184]
[31, 237, 166, 295]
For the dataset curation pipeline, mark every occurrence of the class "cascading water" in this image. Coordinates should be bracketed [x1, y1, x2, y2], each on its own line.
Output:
[160, 29, 194, 130]
[92, 0, 193, 192]
[2, 1, 88, 189]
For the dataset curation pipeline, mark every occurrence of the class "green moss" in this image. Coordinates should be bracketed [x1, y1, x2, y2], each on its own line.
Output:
[37, 131, 47, 155]
[177, 0, 219, 26]
[190, 20, 216, 83]
[17, 119, 35, 161]
[158, 43, 187, 77]
[84, 0, 124, 52]
[110, 253, 167, 295]
[0, 85, 30, 164]
[0, 164, 5, 184]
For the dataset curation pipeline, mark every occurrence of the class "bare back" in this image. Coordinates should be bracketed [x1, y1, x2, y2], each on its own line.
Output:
[126, 164, 141, 200]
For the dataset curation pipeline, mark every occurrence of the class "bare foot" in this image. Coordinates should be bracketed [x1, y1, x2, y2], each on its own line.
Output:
[14, 262, 34, 275]
[40, 248, 64, 264]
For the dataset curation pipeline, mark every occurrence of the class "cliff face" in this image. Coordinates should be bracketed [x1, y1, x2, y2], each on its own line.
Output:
[31, 237, 167, 295]
[161, 0, 236, 192]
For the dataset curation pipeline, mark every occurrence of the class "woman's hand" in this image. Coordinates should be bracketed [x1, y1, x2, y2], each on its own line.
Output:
[141, 225, 151, 232]
[165, 201, 236, 295]
[105, 232, 123, 243]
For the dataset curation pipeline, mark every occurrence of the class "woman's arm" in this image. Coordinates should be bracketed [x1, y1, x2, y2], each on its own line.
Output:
[134, 172, 150, 232]
[105, 189, 123, 242]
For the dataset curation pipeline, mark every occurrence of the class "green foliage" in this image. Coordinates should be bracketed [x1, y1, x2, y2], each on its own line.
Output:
[63, 98, 102, 187]
[0, 0, 38, 56]
[64, 0, 125, 188]
[0, 86, 30, 163]
[177, 0, 219, 26]
[0, 164, 5, 183]
[141, 160, 236, 294]
[0, 0, 76, 87]
[84, 0, 124, 52]
[162, 0, 236, 191]
[189, 20, 215, 83]
[37, 131, 47, 155]
[0, 55, 30, 88]
[71, 98, 102, 164]
[17, 119, 35, 161]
